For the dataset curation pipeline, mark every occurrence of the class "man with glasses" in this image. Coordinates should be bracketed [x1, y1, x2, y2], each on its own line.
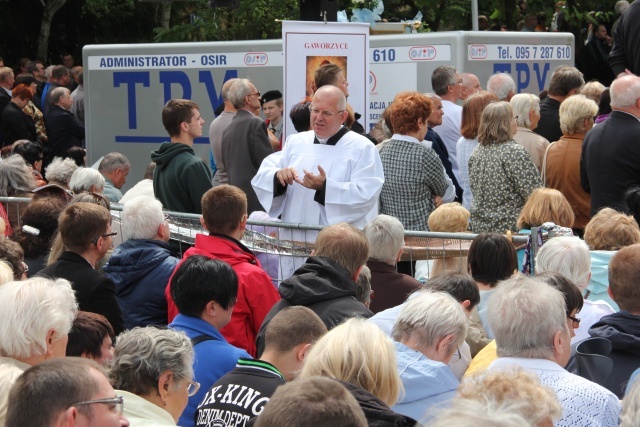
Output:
[6, 357, 129, 427]
[38, 202, 124, 335]
[252, 85, 384, 279]
[222, 78, 273, 214]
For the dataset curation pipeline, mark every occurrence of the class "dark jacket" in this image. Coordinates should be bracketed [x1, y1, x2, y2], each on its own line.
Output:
[609, 0, 640, 76]
[45, 105, 85, 159]
[367, 260, 421, 314]
[195, 358, 285, 427]
[37, 251, 124, 335]
[340, 381, 418, 427]
[103, 239, 179, 329]
[221, 110, 273, 214]
[588, 311, 640, 398]
[1, 101, 36, 146]
[580, 110, 640, 216]
[535, 97, 562, 143]
[582, 38, 615, 87]
[255, 256, 373, 356]
[425, 127, 463, 203]
[151, 142, 212, 214]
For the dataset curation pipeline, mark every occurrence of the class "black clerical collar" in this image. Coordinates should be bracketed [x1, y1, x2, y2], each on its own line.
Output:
[314, 127, 351, 146]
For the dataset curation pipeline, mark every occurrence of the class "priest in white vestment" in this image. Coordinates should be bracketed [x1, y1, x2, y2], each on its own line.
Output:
[252, 86, 384, 280]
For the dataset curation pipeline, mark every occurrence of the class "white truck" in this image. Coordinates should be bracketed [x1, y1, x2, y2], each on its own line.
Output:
[83, 30, 574, 190]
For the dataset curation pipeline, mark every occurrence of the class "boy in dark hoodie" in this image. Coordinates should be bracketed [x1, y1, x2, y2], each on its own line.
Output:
[589, 243, 640, 397]
[151, 99, 212, 213]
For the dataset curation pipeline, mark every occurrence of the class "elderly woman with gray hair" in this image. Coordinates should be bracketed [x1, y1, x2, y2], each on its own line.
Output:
[543, 95, 599, 234]
[510, 93, 550, 170]
[0, 277, 78, 425]
[468, 101, 542, 233]
[69, 167, 106, 194]
[110, 327, 197, 426]
[391, 291, 468, 421]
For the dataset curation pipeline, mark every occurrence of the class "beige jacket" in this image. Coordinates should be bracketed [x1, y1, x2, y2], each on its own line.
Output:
[0, 357, 30, 427]
[513, 127, 551, 171]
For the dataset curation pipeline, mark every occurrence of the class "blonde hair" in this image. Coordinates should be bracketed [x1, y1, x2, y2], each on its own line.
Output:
[428, 203, 470, 275]
[457, 369, 561, 426]
[584, 207, 640, 250]
[516, 188, 575, 229]
[477, 101, 514, 145]
[581, 81, 605, 105]
[299, 318, 401, 406]
[428, 202, 470, 232]
[559, 94, 598, 135]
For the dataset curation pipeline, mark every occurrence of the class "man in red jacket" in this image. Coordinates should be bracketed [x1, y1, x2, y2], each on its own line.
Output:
[166, 185, 280, 356]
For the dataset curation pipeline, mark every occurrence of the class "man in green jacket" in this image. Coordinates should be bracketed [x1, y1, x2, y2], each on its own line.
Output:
[151, 99, 212, 214]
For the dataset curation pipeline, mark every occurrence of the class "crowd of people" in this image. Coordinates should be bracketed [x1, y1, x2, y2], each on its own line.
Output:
[2, 10, 640, 425]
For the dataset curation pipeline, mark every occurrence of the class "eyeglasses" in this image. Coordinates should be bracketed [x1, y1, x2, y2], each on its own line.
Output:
[309, 106, 345, 118]
[91, 231, 118, 245]
[163, 213, 170, 222]
[247, 91, 261, 98]
[187, 380, 201, 396]
[451, 348, 462, 362]
[72, 396, 124, 416]
[567, 313, 581, 328]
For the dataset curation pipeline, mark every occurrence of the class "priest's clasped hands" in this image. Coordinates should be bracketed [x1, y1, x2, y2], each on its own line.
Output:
[276, 166, 327, 190]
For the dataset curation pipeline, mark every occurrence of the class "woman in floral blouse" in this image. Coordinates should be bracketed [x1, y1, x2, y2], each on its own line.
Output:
[468, 101, 542, 233]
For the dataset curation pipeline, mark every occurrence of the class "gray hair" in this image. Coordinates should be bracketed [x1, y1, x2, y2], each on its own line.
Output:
[0, 277, 77, 359]
[45, 65, 55, 80]
[431, 66, 458, 96]
[535, 236, 591, 290]
[488, 274, 568, 359]
[363, 214, 405, 262]
[98, 152, 131, 174]
[221, 78, 239, 101]
[228, 78, 254, 109]
[428, 398, 537, 427]
[548, 66, 584, 97]
[510, 93, 540, 128]
[110, 327, 194, 396]
[69, 167, 105, 194]
[392, 291, 468, 356]
[45, 157, 79, 185]
[559, 94, 598, 135]
[621, 374, 640, 427]
[0, 154, 36, 196]
[610, 77, 640, 108]
[615, 0, 629, 14]
[487, 73, 516, 101]
[50, 87, 69, 105]
[121, 196, 164, 241]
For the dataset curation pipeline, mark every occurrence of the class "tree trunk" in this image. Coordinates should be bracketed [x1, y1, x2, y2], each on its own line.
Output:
[433, 0, 448, 31]
[161, 2, 172, 30]
[36, 0, 69, 61]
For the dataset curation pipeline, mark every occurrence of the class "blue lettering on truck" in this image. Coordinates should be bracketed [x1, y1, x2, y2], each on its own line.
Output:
[113, 69, 238, 143]
[493, 63, 550, 94]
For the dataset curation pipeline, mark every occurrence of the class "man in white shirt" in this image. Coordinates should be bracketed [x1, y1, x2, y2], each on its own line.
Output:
[488, 274, 621, 427]
[431, 66, 463, 182]
[252, 85, 384, 279]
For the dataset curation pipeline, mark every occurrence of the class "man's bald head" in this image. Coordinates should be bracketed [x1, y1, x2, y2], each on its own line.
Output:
[222, 78, 240, 101]
[610, 75, 640, 112]
[313, 85, 347, 111]
[461, 73, 482, 100]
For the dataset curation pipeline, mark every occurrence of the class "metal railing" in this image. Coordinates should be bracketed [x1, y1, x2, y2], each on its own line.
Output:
[1, 196, 532, 284]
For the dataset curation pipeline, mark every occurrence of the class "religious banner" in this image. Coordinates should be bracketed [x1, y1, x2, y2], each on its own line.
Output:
[282, 20, 370, 142]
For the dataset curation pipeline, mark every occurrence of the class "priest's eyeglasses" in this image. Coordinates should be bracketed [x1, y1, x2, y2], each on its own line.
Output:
[309, 106, 345, 118]
[72, 396, 124, 416]
[91, 231, 118, 245]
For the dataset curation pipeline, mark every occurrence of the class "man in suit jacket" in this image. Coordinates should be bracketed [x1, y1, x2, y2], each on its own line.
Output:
[581, 75, 640, 216]
[45, 87, 85, 159]
[221, 79, 273, 214]
[38, 202, 125, 335]
[0, 67, 14, 146]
